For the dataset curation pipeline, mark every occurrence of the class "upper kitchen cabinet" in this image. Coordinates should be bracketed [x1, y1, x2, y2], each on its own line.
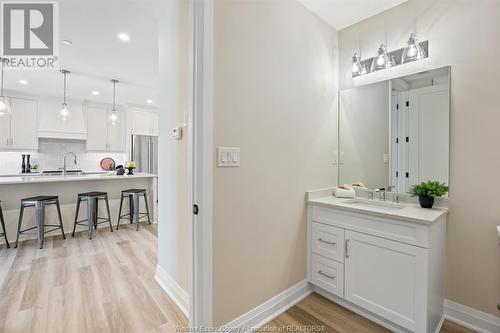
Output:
[86, 104, 125, 152]
[0, 96, 38, 150]
[38, 97, 87, 140]
[130, 107, 159, 136]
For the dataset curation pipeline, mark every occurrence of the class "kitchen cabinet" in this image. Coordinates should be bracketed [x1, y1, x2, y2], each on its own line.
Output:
[0, 97, 38, 150]
[130, 109, 159, 136]
[86, 106, 125, 152]
[38, 97, 87, 140]
[307, 203, 446, 333]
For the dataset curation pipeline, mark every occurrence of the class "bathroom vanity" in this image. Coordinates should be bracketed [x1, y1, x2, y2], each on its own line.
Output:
[306, 190, 448, 333]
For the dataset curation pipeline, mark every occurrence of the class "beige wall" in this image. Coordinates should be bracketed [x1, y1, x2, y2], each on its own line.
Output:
[157, 0, 189, 292]
[213, 0, 338, 325]
[338, 0, 500, 317]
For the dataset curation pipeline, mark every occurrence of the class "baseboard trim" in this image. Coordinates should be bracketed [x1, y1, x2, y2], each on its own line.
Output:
[224, 280, 313, 331]
[434, 314, 446, 333]
[444, 299, 500, 333]
[155, 264, 189, 318]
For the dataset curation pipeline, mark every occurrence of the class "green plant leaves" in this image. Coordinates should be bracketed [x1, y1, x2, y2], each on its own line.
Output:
[408, 181, 448, 198]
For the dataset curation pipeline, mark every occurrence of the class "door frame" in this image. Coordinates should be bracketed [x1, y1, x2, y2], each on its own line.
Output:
[188, 0, 214, 327]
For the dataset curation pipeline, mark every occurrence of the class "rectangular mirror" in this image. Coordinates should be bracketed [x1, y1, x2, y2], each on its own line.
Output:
[338, 66, 450, 194]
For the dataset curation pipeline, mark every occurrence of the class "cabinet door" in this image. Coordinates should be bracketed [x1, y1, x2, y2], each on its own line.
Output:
[107, 110, 125, 151]
[0, 111, 10, 149]
[10, 98, 38, 149]
[150, 112, 159, 136]
[86, 107, 108, 151]
[131, 110, 153, 135]
[344, 230, 427, 332]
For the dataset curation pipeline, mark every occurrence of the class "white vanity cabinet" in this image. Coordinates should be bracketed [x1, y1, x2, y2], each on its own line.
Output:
[307, 202, 447, 333]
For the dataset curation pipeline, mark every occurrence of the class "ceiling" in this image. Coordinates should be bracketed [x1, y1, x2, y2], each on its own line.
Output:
[298, 0, 407, 30]
[3, 0, 167, 107]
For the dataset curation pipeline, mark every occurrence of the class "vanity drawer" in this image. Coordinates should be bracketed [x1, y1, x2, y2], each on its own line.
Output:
[311, 206, 429, 248]
[311, 253, 344, 298]
[311, 222, 344, 262]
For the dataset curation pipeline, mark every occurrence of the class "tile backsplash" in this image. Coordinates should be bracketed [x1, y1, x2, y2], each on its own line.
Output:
[0, 139, 127, 174]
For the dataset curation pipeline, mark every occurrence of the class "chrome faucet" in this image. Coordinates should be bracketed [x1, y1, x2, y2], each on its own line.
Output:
[392, 194, 400, 203]
[63, 152, 77, 177]
[375, 188, 386, 201]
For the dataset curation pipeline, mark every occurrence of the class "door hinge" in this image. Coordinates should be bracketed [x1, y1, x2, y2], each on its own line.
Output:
[193, 204, 199, 215]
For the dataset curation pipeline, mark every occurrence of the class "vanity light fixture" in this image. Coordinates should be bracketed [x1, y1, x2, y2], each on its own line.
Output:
[0, 58, 11, 117]
[401, 33, 426, 63]
[371, 44, 389, 72]
[59, 70, 70, 121]
[351, 35, 428, 78]
[351, 52, 362, 75]
[110, 79, 119, 125]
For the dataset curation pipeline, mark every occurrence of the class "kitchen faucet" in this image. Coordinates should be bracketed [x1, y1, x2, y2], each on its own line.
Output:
[63, 152, 77, 177]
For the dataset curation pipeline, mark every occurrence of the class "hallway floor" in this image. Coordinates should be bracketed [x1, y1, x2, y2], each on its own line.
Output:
[0, 224, 187, 333]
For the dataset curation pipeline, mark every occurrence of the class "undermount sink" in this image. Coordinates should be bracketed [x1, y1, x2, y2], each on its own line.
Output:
[344, 199, 405, 211]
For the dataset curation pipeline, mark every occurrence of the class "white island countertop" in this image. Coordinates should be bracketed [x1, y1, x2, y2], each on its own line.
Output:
[0, 172, 157, 185]
[307, 191, 448, 225]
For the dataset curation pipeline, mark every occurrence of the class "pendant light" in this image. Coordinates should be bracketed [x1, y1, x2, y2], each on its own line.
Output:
[351, 52, 362, 75]
[0, 58, 11, 117]
[401, 33, 425, 64]
[371, 44, 389, 72]
[110, 79, 119, 125]
[59, 69, 70, 121]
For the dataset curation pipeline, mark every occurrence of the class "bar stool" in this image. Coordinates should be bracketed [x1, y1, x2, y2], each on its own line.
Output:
[0, 201, 10, 248]
[116, 189, 151, 231]
[72, 192, 113, 240]
[15, 196, 65, 249]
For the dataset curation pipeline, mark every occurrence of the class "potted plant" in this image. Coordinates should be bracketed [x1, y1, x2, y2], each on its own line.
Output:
[409, 181, 449, 209]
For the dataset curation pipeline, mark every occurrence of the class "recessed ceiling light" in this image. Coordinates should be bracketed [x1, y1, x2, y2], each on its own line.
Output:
[62, 39, 72, 45]
[146, 99, 153, 104]
[19, 79, 28, 85]
[91, 91, 100, 96]
[117, 33, 130, 42]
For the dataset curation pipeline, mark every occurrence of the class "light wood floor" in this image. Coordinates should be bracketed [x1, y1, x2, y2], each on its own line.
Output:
[266, 293, 476, 333]
[0, 224, 187, 333]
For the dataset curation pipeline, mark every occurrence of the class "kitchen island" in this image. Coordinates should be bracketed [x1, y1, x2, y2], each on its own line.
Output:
[0, 173, 157, 245]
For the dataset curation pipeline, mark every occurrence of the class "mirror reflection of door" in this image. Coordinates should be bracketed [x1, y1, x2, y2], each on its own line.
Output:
[338, 66, 450, 195]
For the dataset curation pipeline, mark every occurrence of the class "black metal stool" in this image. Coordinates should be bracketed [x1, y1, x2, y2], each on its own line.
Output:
[15, 196, 65, 249]
[72, 192, 113, 240]
[117, 189, 151, 231]
[0, 201, 10, 248]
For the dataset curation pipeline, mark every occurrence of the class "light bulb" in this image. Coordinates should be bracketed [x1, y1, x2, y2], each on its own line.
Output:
[110, 111, 118, 124]
[351, 52, 362, 75]
[371, 44, 389, 72]
[59, 104, 70, 121]
[0, 96, 11, 117]
[402, 33, 426, 64]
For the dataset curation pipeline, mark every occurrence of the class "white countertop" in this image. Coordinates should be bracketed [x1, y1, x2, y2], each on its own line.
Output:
[0, 173, 157, 185]
[307, 194, 448, 225]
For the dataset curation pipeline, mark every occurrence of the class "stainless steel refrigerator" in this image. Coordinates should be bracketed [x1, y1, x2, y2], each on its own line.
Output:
[131, 135, 158, 174]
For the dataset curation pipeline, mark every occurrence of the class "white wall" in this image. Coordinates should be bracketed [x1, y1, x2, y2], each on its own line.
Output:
[213, 0, 338, 325]
[338, 0, 500, 318]
[157, 0, 189, 292]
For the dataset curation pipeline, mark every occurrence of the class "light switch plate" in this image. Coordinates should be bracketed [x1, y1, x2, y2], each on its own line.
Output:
[217, 147, 240, 167]
[171, 127, 183, 140]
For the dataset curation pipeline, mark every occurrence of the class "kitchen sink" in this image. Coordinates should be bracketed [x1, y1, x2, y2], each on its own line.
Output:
[344, 199, 405, 211]
[41, 170, 86, 176]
